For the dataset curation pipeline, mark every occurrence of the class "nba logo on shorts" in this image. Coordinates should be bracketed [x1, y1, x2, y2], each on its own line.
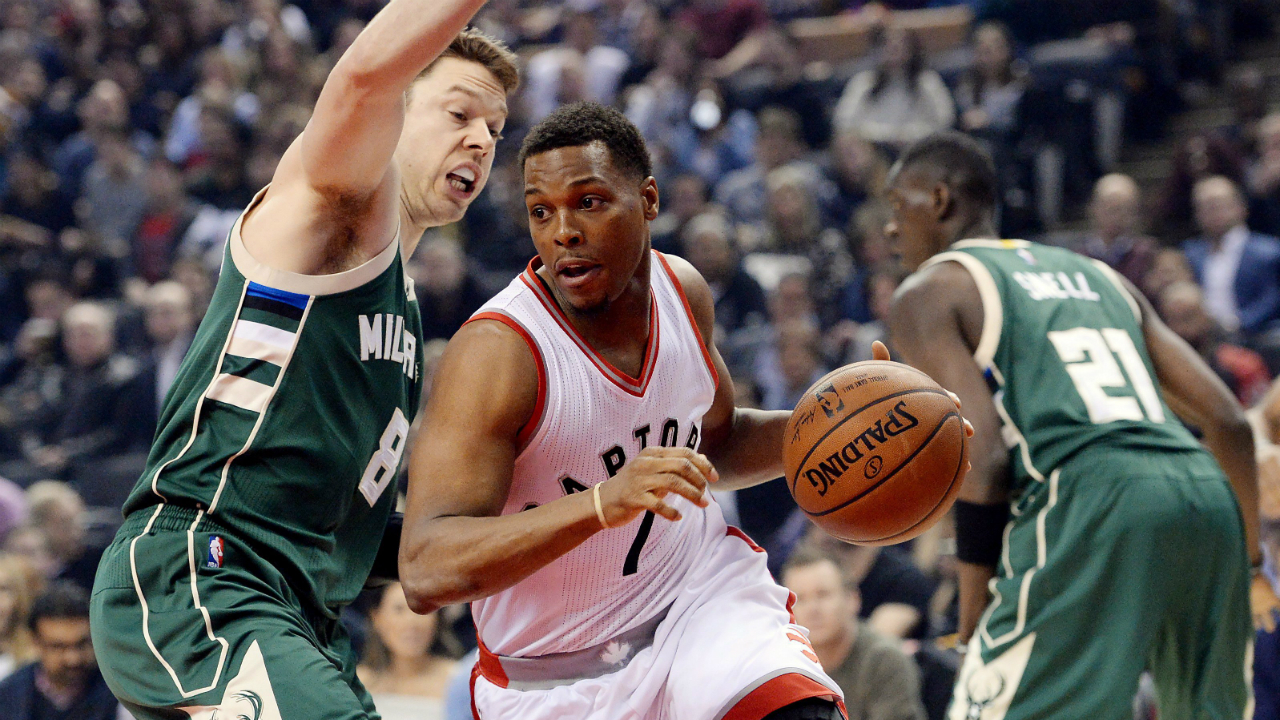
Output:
[207, 536, 224, 568]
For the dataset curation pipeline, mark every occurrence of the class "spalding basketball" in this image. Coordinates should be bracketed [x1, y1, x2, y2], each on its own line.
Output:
[784, 361, 969, 545]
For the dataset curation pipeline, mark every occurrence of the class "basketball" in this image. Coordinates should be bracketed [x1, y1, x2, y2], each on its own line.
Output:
[784, 360, 969, 545]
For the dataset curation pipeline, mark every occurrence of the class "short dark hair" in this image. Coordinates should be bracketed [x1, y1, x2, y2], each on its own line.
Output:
[781, 544, 855, 590]
[519, 102, 653, 181]
[29, 581, 89, 632]
[418, 27, 520, 95]
[893, 131, 998, 213]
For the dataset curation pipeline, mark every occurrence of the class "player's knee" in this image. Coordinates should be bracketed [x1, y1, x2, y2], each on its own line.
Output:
[762, 697, 845, 720]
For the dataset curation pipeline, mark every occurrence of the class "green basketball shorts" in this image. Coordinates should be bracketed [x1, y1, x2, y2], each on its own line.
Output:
[90, 504, 380, 720]
[949, 448, 1252, 720]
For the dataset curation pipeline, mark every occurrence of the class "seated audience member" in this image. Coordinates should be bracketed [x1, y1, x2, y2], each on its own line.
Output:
[1, 527, 55, 582]
[1140, 248, 1197, 303]
[825, 132, 889, 229]
[140, 281, 195, 422]
[676, 0, 770, 62]
[756, 318, 828, 413]
[829, 265, 906, 366]
[681, 212, 769, 338]
[0, 320, 60, 464]
[1157, 134, 1246, 241]
[1065, 174, 1158, 289]
[0, 478, 26, 543]
[783, 546, 926, 720]
[0, 582, 124, 720]
[25, 482, 101, 593]
[0, 303, 145, 486]
[409, 236, 492, 342]
[357, 583, 458, 719]
[651, 174, 711, 255]
[833, 27, 955, 152]
[0, 553, 36, 680]
[1160, 281, 1271, 405]
[524, 10, 628, 123]
[132, 158, 200, 284]
[1182, 176, 1280, 338]
[955, 22, 1028, 145]
[1247, 113, 1280, 237]
[714, 106, 835, 232]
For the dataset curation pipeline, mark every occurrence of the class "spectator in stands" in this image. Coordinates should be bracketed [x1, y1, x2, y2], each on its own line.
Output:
[782, 546, 926, 720]
[1183, 176, 1280, 337]
[524, 10, 629, 123]
[757, 317, 827, 413]
[185, 105, 255, 210]
[0, 581, 123, 720]
[140, 281, 194, 422]
[1, 526, 54, 584]
[133, 158, 200, 284]
[832, 27, 955, 152]
[410, 236, 491, 342]
[681, 211, 769, 338]
[0, 303, 142, 486]
[825, 132, 889, 229]
[0, 478, 26, 544]
[715, 106, 831, 231]
[955, 22, 1028, 142]
[0, 553, 35, 681]
[1, 152, 72, 240]
[78, 126, 148, 256]
[26, 482, 100, 593]
[1160, 281, 1271, 405]
[1066, 174, 1158, 289]
[1157, 133, 1247, 241]
[357, 583, 458, 719]
[676, 0, 770, 62]
[1246, 113, 1280, 237]
[164, 49, 257, 167]
[0, 320, 59, 464]
[1141, 247, 1197, 303]
[829, 265, 905, 366]
[651, 173, 710, 254]
[52, 79, 152, 200]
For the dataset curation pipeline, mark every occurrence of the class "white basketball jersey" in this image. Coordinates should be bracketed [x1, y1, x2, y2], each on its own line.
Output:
[468, 252, 724, 657]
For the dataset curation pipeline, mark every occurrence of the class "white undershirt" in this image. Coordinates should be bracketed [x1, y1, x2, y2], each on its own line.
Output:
[1202, 225, 1249, 331]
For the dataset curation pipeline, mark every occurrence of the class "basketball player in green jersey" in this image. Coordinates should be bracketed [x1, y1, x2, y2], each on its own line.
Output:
[882, 132, 1272, 720]
[88, 2, 517, 718]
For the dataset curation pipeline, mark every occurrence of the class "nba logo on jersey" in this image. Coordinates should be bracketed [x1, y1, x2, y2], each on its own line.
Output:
[207, 536, 224, 568]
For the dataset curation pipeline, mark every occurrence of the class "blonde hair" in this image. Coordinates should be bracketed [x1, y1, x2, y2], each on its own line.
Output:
[417, 28, 519, 95]
[0, 554, 37, 664]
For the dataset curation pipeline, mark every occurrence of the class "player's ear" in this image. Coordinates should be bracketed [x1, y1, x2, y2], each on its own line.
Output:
[932, 182, 953, 221]
[641, 177, 659, 221]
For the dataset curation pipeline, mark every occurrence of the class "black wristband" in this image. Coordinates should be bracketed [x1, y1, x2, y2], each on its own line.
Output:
[367, 512, 403, 586]
[954, 500, 1008, 566]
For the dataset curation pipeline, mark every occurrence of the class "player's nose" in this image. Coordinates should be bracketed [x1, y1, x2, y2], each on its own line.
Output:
[464, 119, 495, 156]
[552, 212, 584, 247]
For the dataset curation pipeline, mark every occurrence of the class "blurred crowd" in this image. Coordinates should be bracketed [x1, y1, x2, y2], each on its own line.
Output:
[2, 0, 1280, 718]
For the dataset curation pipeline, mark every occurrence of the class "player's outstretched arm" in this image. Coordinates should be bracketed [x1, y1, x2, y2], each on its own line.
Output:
[662, 255, 791, 491]
[888, 262, 1010, 644]
[1122, 276, 1260, 566]
[294, 0, 487, 197]
[399, 320, 713, 614]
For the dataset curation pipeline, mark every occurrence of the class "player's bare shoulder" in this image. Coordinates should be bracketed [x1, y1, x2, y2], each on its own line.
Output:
[423, 317, 541, 440]
[890, 257, 984, 347]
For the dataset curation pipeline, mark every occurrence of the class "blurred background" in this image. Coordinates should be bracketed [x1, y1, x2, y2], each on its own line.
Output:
[2, 0, 1280, 718]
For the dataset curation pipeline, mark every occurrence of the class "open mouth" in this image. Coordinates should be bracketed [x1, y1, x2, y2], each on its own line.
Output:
[557, 259, 602, 288]
[446, 166, 477, 194]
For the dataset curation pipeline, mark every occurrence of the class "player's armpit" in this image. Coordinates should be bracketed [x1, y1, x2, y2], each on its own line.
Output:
[399, 319, 603, 613]
[658, 254, 791, 490]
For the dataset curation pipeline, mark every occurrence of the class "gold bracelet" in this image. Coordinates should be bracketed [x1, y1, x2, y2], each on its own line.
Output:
[593, 483, 611, 529]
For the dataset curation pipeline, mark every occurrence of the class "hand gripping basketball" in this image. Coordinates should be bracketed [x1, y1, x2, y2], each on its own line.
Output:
[595, 447, 716, 528]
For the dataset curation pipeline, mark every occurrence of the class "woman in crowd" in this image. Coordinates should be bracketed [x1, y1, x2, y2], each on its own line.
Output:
[357, 583, 459, 720]
[832, 27, 955, 152]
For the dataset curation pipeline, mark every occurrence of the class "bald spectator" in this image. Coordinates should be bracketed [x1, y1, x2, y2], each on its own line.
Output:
[0, 304, 143, 486]
[1159, 281, 1270, 405]
[1183, 176, 1280, 337]
[782, 546, 926, 720]
[1068, 174, 1158, 289]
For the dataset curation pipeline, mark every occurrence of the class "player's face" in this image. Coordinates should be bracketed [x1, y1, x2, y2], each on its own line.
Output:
[397, 58, 508, 225]
[524, 142, 659, 314]
[884, 166, 945, 271]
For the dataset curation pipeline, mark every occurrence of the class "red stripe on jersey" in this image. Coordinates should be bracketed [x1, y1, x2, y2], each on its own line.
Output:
[653, 252, 719, 391]
[519, 258, 660, 397]
[475, 637, 509, 689]
[465, 312, 547, 451]
[722, 673, 845, 720]
[469, 663, 483, 719]
[726, 526, 765, 553]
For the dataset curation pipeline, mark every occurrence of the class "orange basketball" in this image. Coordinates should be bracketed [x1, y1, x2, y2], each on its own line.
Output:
[784, 361, 969, 545]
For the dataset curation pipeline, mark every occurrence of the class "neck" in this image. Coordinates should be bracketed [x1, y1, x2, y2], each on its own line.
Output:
[811, 621, 858, 670]
[387, 653, 434, 678]
[950, 216, 999, 246]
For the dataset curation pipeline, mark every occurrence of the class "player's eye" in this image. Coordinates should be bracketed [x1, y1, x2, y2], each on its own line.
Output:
[530, 206, 547, 220]
[450, 110, 467, 122]
[581, 196, 602, 210]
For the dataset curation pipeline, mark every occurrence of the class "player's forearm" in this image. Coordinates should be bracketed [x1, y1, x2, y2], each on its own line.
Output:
[399, 492, 601, 614]
[956, 561, 995, 644]
[703, 408, 790, 491]
[330, 0, 486, 93]
[1204, 416, 1262, 565]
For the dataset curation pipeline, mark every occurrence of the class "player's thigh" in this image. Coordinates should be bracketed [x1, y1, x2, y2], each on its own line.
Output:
[665, 578, 839, 720]
[1147, 477, 1251, 720]
[951, 470, 1174, 720]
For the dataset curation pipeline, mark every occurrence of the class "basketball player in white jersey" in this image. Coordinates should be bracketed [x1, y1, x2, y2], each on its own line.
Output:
[400, 102, 851, 720]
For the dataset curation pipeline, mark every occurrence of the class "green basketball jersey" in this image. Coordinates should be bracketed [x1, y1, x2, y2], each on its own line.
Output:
[120, 204, 424, 616]
[922, 239, 1203, 493]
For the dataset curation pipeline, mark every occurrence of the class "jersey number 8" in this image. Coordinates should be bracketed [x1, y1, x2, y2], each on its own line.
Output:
[360, 407, 410, 506]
